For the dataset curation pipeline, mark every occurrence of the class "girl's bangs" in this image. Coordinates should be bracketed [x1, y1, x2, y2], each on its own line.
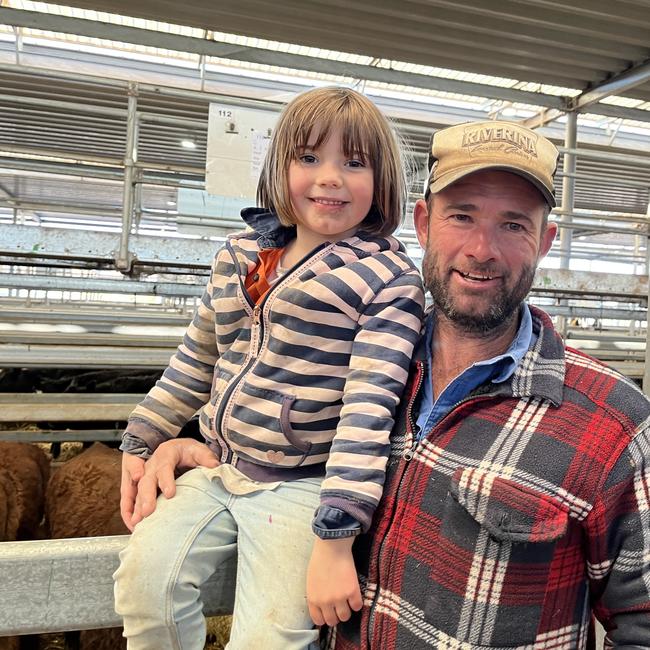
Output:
[290, 100, 376, 163]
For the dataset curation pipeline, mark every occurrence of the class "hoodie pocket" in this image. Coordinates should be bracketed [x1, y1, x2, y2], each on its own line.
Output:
[226, 381, 312, 466]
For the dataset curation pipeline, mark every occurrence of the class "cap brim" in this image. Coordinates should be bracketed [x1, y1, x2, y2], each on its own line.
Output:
[429, 163, 556, 208]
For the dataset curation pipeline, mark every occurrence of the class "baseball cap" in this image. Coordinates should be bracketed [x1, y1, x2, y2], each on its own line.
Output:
[424, 120, 559, 208]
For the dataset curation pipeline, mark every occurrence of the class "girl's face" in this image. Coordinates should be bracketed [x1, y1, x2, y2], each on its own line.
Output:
[288, 126, 374, 244]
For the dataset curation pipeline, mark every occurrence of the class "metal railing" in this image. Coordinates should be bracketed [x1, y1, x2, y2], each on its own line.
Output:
[0, 535, 235, 636]
[1, 69, 649, 395]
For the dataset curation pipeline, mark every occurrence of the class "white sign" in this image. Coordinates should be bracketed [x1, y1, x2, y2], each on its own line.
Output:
[206, 104, 277, 200]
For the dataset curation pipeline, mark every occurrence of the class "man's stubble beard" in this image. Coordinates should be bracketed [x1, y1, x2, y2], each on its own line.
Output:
[422, 250, 536, 335]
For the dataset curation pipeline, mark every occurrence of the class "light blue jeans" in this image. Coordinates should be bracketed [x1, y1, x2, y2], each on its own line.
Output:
[113, 467, 322, 650]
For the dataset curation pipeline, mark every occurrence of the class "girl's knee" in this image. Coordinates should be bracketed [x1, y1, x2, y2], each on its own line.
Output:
[114, 534, 174, 614]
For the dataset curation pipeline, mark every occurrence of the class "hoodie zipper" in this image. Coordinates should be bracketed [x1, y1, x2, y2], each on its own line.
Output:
[211, 241, 330, 447]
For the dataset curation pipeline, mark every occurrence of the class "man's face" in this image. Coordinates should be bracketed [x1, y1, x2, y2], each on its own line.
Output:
[414, 170, 557, 334]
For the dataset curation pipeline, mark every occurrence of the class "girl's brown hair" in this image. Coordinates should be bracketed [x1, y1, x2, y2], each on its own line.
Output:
[256, 86, 406, 237]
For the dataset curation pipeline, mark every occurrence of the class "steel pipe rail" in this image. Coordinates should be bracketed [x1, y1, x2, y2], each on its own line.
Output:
[557, 146, 650, 168]
[117, 85, 138, 272]
[540, 304, 647, 321]
[1, 302, 644, 329]
[0, 305, 193, 326]
[0, 158, 125, 181]
[552, 210, 650, 225]
[1, 337, 642, 377]
[0, 274, 204, 296]
[138, 111, 207, 129]
[0, 344, 172, 368]
[0, 535, 236, 635]
[0, 91, 127, 118]
[565, 329, 647, 342]
[0, 393, 144, 422]
[0, 428, 123, 443]
[1, 250, 647, 300]
[546, 251, 647, 265]
[0, 332, 181, 348]
[0, 199, 123, 217]
[549, 222, 645, 236]
[0, 144, 124, 167]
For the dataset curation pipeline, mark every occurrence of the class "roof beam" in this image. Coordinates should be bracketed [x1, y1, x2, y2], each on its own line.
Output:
[522, 100, 650, 129]
[522, 59, 650, 128]
[521, 108, 566, 129]
[0, 7, 565, 109]
[567, 58, 650, 112]
[2, 8, 650, 126]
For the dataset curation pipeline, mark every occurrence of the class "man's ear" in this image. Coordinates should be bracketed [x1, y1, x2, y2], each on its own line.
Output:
[413, 198, 430, 250]
[539, 221, 558, 260]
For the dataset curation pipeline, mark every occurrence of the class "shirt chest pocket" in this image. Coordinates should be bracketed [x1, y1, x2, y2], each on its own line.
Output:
[425, 467, 574, 648]
[451, 466, 569, 543]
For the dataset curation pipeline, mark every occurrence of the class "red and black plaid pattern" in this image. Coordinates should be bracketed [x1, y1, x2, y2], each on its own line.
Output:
[334, 306, 650, 649]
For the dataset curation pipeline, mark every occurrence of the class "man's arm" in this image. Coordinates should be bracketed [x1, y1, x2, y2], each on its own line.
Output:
[587, 428, 650, 646]
[119, 439, 219, 531]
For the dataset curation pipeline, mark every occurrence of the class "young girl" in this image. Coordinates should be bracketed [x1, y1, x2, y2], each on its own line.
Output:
[113, 86, 424, 649]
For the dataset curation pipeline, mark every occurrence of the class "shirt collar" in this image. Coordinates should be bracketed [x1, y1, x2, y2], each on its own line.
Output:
[414, 304, 566, 407]
[490, 304, 533, 382]
[424, 303, 533, 385]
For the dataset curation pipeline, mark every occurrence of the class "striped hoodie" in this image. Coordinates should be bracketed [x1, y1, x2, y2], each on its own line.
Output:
[124, 209, 425, 533]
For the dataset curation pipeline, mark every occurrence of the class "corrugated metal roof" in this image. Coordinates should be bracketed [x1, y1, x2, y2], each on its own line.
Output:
[34, 0, 650, 102]
[1, 2, 649, 239]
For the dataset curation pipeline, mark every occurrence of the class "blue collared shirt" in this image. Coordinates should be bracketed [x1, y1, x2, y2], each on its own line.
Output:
[415, 304, 534, 439]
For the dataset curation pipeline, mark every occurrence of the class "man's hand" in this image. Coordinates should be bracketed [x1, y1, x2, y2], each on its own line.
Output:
[120, 452, 146, 531]
[119, 439, 219, 531]
[306, 537, 363, 627]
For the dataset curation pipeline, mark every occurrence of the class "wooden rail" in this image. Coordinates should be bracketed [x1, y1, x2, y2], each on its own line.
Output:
[0, 393, 143, 442]
[0, 393, 145, 422]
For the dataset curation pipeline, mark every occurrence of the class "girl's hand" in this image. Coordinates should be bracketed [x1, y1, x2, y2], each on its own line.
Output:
[306, 537, 363, 627]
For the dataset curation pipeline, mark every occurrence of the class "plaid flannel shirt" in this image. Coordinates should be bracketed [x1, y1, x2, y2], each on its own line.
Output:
[334, 305, 650, 649]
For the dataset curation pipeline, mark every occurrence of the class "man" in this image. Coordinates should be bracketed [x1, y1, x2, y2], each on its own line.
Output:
[122, 121, 650, 649]
[332, 121, 650, 648]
